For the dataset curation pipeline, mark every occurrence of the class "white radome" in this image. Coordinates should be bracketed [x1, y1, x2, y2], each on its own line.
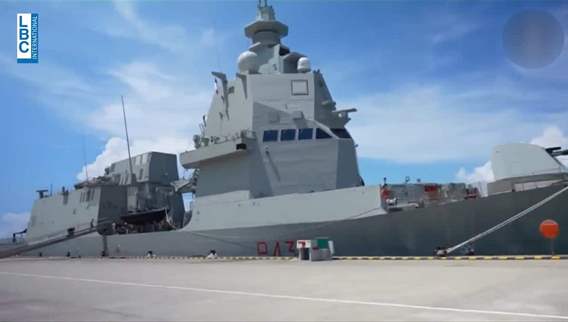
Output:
[237, 51, 259, 73]
[297, 56, 311, 73]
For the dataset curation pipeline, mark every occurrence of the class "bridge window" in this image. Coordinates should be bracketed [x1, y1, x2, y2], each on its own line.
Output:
[298, 128, 313, 140]
[331, 128, 352, 139]
[316, 128, 331, 139]
[280, 129, 296, 141]
[291, 80, 309, 95]
[263, 130, 278, 142]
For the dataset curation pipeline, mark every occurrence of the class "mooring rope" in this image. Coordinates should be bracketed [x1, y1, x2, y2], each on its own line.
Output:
[446, 184, 568, 255]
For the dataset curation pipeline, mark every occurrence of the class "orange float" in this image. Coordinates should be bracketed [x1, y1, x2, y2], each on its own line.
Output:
[539, 219, 559, 239]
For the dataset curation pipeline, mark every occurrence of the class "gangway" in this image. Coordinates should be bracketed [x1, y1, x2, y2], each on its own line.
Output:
[0, 219, 111, 259]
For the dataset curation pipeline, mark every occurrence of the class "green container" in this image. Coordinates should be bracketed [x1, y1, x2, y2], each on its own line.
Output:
[316, 237, 329, 249]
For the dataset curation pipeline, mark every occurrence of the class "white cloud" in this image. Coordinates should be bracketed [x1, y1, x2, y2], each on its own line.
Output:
[428, 11, 481, 45]
[74, 2, 218, 181]
[0, 53, 95, 99]
[530, 126, 568, 148]
[3, 1, 567, 192]
[76, 61, 211, 180]
[77, 136, 192, 181]
[99, 1, 207, 55]
[0, 2, 215, 185]
[456, 161, 495, 183]
[348, 84, 568, 163]
[111, 2, 189, 52]
[109, 62, 175, 100]
[86, 61, 210, 138]
[78, 137, 127, 180]
[0, 212, 30, 239]
[431, 21, 480, 45]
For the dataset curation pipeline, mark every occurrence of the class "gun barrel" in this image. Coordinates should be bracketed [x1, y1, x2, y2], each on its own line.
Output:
[551, 149, 568, 157]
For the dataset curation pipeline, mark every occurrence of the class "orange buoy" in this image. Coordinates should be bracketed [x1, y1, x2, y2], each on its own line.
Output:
[539, 219, 559, 239]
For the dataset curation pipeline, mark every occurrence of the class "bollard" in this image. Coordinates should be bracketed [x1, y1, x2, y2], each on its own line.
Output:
[296, 240, 311, 261]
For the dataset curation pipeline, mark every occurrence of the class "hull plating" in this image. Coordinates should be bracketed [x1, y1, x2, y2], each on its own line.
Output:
[27, 185, 568, 257]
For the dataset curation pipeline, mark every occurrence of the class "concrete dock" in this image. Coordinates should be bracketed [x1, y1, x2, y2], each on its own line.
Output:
[1, 257, 567, 321]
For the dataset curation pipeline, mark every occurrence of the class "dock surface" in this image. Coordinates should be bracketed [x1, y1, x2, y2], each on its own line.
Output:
[1, 257, 567, 321]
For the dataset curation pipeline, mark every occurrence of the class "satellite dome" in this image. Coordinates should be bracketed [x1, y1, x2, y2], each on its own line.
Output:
[297, 57, 311, 73]
[237, 51, 259, 73]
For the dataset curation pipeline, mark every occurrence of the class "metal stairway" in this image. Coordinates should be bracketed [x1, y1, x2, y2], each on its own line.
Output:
[0, 220, 108, 259]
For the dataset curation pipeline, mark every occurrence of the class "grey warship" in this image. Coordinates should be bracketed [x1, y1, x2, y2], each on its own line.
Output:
[6, 1, 568, 258]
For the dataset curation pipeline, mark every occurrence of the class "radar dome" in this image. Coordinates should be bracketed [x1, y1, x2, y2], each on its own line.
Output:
[237, 51, 259, 73]
[297, 57, 311, 73]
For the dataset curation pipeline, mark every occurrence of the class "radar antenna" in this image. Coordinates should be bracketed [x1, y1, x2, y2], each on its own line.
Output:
[121, 95, 134, 180]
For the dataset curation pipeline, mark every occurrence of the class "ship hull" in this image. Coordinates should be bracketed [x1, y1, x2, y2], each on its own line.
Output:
[26, 185, 568, 257]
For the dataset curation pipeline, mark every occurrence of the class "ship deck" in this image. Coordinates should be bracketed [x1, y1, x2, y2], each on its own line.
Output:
[1, 257, 567, 321]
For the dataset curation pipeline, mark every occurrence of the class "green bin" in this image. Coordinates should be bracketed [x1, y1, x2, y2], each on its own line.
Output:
[316, 237, 329, 249]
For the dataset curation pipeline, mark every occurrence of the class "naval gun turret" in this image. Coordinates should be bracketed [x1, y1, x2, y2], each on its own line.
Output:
[488, 143, 568, 195]
[180, 0, 363, 201]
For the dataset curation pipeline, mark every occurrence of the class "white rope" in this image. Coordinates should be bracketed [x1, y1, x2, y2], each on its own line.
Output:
[446, 184, 568, 255]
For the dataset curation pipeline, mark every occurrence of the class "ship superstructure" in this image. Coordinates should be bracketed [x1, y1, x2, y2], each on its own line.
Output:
[180, 1, 361, 200]
[27, 152, 184, 242]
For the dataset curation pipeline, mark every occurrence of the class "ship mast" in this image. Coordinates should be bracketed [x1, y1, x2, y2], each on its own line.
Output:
[121, 95, 134, 181]
[81, 135, 89, 181]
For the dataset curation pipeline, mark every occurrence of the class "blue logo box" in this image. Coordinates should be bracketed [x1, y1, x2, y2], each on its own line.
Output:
[17, 13, 39, 64]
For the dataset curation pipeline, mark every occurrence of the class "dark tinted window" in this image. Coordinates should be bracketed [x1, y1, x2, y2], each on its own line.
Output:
[298, 128, 313, 140]
[331, 128, 352, 139]
[263, 130, 278, 142]
[316, 128, 332, 139]
[280, 129, 296, 141]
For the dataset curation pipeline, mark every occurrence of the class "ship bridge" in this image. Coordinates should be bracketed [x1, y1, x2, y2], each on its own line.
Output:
[180, 0, 363, 200]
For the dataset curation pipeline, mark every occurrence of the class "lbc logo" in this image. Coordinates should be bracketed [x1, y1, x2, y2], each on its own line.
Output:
[17, 13, 39, 64]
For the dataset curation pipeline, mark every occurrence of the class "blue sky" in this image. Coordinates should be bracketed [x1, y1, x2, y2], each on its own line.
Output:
[0, 0, 567, 237]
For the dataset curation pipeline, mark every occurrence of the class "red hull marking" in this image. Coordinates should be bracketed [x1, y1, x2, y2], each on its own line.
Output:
[273, 241, 281, 257]
[256, 241, 268, 256]
[286, 240, 295, 254]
